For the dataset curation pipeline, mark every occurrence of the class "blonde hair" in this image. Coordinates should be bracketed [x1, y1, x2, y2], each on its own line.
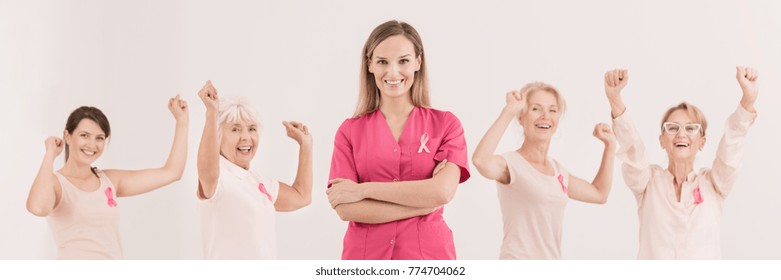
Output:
[518, 82, 567, 119]
[217, 97, 262, 140]
[660, 102, 708, 136]
[354, 20, 430, 117]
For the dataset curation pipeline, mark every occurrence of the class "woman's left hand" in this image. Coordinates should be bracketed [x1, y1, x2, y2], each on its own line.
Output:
[327, 178, 364, 208]
[283, 121, 312, 146]
[592, 123, 616, 147]
[168, 94, 189, 122]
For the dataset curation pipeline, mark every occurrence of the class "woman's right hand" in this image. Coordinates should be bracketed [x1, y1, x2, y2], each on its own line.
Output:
[604, 69, 629, 118]
[504, 90, 525, 117]
[197, 80, 219, 112]
[45, 136, 64, 157]
[604, 69, 628, 100]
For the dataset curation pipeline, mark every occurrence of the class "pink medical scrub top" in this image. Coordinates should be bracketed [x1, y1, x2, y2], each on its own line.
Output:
[329, 107, 470, 260]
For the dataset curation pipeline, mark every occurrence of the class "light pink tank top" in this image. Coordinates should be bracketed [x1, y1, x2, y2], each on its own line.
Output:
[48, 170, 123, 259]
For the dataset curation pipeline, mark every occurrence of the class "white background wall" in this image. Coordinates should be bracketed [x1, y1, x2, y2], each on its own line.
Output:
[2, 0, 779, 259]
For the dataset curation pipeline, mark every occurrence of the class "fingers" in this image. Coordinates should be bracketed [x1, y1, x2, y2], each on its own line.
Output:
[198, 80, 219, 101]
[282, 120, 310, 135]
[604, 69, 628, 87]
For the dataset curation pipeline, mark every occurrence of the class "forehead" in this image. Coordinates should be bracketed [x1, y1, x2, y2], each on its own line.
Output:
[373, 35, 415, 57]
[225, 118, 257, 127]
[527, 90, 558, 106]
[666, 109, 698, 123]
[75, 119, 105, 134]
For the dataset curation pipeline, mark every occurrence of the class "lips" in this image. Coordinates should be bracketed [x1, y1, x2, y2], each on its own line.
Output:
[384, 79, 403, 85]
[237, 146, 252, 153]
[535, 124, 552, 129]
[81, 149, 96, 156]
[674, 142, 690, 148]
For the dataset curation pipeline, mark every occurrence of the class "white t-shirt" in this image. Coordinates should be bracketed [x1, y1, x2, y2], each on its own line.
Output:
[200, 156, 280, 259]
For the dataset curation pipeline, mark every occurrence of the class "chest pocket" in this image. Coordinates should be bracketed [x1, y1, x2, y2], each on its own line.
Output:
[411, 136, 441, 179]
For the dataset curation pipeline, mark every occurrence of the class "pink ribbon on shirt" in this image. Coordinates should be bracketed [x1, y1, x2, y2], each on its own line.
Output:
[417, 133, 430, 153]
[258, 182, 272, 202]
[105, 187, 118, 208]
[557, 174, 567, 194]
[693, 185, 703, 205]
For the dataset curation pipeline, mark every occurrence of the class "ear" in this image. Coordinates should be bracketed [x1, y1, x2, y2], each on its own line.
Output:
[367, 59, 375, 74]
[414, 54, 422, 71]
[699, 136, 706, 150]
[658, 134, 664, 150]
[63, 129, 70, 144]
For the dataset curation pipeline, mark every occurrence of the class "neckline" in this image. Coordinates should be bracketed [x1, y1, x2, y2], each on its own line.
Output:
[514, 151, 558, 178]
[376, 106, 417, 145]
[56, 170, 104, 193]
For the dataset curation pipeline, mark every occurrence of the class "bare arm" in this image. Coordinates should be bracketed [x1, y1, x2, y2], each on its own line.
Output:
[26, 137, 64, 216]
[328, 162, 461, 209]
[107, 95, 189, 197]
[568, 123, 617, 204]
[196, 81, 221, 199]
[334, 199, 436, 224]
[472, 91, 525, 184]
[275, 121, 313, 211]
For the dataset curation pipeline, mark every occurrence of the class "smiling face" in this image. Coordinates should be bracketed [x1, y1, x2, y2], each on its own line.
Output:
[659, 109, 706, 161]
[368, 35, 421, 101]
[519, 90, 561, 141]
[64, 118, 107, 165]
[220, 118, 259, 170]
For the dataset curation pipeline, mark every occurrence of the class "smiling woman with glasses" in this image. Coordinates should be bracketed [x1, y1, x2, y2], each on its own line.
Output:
[603, 67, 759, 259]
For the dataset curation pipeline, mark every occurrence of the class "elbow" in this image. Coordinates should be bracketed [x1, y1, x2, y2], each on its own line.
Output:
[334, 206, 352, 221]
[471, 157, 487, 173]
[26, 203, 51, 217]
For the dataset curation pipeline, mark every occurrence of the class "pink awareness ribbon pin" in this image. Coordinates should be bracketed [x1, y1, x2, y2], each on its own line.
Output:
[557, 174, 567, 194]
[417, 133, 430, 153]
[258, 182, 273, 202]
[105, 187, 118, 207]
[693, 185, 703, 205]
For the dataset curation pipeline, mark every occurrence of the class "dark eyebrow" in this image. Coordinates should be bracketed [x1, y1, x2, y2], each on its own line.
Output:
[78, 131, 106, 137]
[375, 54, 413, 60]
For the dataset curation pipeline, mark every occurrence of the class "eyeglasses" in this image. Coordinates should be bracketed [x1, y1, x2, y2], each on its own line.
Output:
[662, 122, 703, 136]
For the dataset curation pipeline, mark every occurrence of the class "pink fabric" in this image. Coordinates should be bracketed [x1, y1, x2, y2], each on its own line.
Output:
[329, 107, 470, 260]
[258, 182, 272, 202]
[693, 186, 703, 205]
[105, 187, 117, 207]
[557, 174, 567, 194]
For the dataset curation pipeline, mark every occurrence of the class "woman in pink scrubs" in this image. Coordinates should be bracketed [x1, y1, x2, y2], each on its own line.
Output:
[605, 67, 758, 259]
[472, 82, 617, 259]
[26, 95, 189, 259]
[326, 20, 470, 260]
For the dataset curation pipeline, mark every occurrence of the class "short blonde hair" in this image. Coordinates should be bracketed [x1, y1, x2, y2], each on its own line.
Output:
[218, 97, 262, 139]
[660, 102, 707, 136]
[518, 82, 567, 118]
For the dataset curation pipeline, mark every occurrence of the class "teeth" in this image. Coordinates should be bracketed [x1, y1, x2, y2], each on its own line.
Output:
[238, 146, 251, 153]
[535, 124, 551, 129]
[385, 80, 402, 85]
[674, 143, 689, 147]
[82, 150, 95, 156]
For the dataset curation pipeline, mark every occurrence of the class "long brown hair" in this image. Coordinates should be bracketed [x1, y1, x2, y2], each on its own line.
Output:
[354, 20, 430, 117]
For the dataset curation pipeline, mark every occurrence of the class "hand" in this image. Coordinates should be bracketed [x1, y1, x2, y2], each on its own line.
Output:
[736, 66, 758, 110]
[282, 121, 312, 146]
[44, 136, 64, 157]
[168, 94, 189, 122]
[592, 123, 616, 146]
[326, 178, 363, 208]
[504, 90, 526, 117]
[604, 69, 628, 101]
[432, 159, 448, 177]
[197, 80, 219, 112]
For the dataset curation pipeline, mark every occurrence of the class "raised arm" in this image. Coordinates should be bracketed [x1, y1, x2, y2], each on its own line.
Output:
[605, 69, 628, 118]
[196, 81, 220, 199]
[26, 137, 65, 216]
[709, 66, 759, 197]
[105, 95, 189, 197]
[568, 123, 617, 204]
[472, 91, 525, 184]
[605, 69, 651, 195]
[275, 121, 313, 212]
